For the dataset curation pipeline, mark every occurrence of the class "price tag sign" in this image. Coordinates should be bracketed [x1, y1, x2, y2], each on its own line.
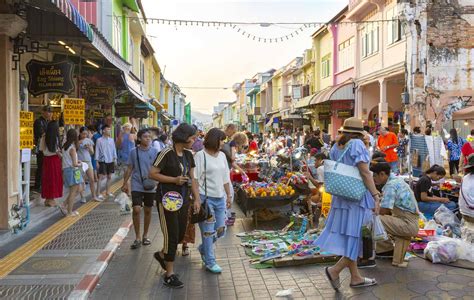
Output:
[19, 111, 34, 149]
[62, 98, 85, 125]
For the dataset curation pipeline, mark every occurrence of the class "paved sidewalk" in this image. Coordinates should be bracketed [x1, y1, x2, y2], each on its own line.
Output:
[91, 207, 474, 300]
[0, 184, 130, 299]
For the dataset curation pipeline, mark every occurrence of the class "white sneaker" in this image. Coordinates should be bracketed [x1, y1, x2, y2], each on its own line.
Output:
[93, 197, 103, 202]
[108, 193, 114, 198]
[80, 197, 87, 203]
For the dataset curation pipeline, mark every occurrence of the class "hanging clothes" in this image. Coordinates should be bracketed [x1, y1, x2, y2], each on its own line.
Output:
[425, 135, 447, 167]
[410, 134, 429, 177]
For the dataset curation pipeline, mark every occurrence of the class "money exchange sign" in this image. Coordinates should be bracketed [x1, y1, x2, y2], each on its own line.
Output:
[62, 98, 85, 125]
[20, 111, 34, 149]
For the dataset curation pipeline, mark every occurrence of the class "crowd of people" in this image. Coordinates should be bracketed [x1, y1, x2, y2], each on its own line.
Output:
[32, 105, 474, 290]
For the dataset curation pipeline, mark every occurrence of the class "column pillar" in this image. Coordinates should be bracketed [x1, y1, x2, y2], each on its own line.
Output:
[355, 85, 363, 119]
[0, 14, 27, 230]
[378, 78, 388, 127]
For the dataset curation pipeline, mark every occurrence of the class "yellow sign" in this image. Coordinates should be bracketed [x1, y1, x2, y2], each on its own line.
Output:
[20, 111, 34, 149]
[62, 98, 85, 125]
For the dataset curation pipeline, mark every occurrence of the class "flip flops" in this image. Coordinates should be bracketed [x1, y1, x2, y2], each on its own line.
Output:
[325, 267, 341, 291]
[349, 277, 377, 288]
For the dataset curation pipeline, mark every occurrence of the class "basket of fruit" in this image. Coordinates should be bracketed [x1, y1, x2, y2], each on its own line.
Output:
[237, 183, 297, 215]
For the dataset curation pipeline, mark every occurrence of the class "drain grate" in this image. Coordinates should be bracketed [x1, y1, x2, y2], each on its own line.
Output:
[42, 210, 129, 250]
[0, 284, 74, 299]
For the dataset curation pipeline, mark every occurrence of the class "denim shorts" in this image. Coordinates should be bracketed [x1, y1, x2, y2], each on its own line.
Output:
[63, 167, 83, 187]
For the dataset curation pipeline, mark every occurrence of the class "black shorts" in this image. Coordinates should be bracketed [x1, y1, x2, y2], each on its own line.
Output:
[98, 162, 114, 175]
[132, 191, 155, 207]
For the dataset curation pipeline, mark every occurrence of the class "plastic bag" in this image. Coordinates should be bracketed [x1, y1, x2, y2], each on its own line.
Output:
[114, 192, 131, 214]
[424, 237, 474, 264]
[434, 204, 459, 226]
[372, 215, 388, 241]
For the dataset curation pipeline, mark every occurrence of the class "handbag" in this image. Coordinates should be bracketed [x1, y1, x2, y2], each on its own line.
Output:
[323, 141, 368, 202]
[136, 148, 157, 191]
[191, 152, 213, 224]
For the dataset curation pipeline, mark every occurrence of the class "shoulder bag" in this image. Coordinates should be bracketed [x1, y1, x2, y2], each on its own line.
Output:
[191, 151, 212, 224]
[136, 148, 157, 191]
[323, 141, 368, 202]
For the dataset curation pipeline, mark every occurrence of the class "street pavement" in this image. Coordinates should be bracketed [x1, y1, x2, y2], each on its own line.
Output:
[91, 207, 474, 300]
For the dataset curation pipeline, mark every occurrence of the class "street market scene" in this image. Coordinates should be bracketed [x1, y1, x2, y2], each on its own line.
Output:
[1, 0, 474, 299]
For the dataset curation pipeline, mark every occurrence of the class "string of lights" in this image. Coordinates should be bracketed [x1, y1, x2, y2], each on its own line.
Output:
[118, 16, 399, 44]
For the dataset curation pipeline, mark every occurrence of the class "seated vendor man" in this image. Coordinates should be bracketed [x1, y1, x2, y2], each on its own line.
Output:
[304, 153, 327, 225]
[370, 161, 419, 267]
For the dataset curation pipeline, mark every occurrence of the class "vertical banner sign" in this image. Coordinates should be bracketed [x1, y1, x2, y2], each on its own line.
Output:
[62, 98, 85, 125]
[184, 102, 191, 124]
[20, 111, 34, 149]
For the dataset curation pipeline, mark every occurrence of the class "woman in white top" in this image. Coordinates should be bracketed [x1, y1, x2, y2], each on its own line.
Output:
[78, 126, 98, 202]
[193, 128, 232, 274]
[460, 154, 474, 243]
[60, 129, 84, 217]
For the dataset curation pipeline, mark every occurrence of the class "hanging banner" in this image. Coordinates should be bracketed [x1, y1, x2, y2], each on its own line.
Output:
[87, 86, 114, 104]
[26, 60, 75, 96]
[20, 111, 34, 149]
[62, 98, 85, 125]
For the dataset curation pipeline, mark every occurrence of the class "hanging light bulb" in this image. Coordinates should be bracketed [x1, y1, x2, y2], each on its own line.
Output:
[465, 120, 469, 126]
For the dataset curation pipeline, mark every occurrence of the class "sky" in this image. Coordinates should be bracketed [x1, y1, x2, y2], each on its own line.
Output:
[142, 0, 347, 114]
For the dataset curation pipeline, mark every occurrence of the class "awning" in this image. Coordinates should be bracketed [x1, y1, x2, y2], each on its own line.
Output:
[452, 106, 474, 120]
[50, 0, 93, 41]
[294, 94, 316, 109]
[265, 117, 274, 127]
[136, 101, 156, 112]
[91, 26, 130, 74]
[151, 99, 164, 111]
[122, 72, 145, 102]
[310, 80, 355, 105]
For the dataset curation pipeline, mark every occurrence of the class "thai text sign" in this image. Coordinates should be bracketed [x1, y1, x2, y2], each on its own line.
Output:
[87, 86, 114, 104]
[20, 111, 34, 149]
[26, 60, 75, 96]
[62, 98, 85, 125]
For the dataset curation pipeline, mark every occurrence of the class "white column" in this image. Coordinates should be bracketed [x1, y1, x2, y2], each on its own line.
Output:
[378, 78, 388, 126]
[355, 86, 363, 119]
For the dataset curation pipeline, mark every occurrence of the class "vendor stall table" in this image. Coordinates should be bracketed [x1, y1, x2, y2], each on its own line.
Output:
[236, 187, 298, 227]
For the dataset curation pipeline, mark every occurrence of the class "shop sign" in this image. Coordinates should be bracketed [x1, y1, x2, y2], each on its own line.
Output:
[26, 60, 75, 96]
[337, 109, 354, 118]
[317, 103, 331, 113]
[62, 98, 85, 125]
[19, 111, 34, 149]
[318, 111, 332, 119]
[115, 102, 135, 117]
[134, 108, 149, 118]
[87, 87, 114, 104]
[331, 100, 354, 110]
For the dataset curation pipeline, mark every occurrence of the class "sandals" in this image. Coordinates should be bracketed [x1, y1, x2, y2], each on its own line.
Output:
[131, 240, 141, 249]
[325, 267, 341, 291]
[350, 277, 377, 288]
[142, 238, 151, 246]
[58, 205, 67, 216]
[153, 251, 167, 270]
[182, 246, 190, 256]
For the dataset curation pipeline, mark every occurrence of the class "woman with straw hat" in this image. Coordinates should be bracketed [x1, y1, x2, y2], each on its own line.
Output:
[316, 117, 381, 290]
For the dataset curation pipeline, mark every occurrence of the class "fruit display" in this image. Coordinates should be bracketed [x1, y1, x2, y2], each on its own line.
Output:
[243, 182, 295, 198]
[279, 172, 308, 185]
[440, 182, 455, 192]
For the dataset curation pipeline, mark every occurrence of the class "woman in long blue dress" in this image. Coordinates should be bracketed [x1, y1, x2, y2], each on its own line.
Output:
[316, 117, 381, 290]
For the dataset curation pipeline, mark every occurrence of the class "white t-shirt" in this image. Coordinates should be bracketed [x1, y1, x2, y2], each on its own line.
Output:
[459, 173, 474, 218]
[194, 150, 230, 198]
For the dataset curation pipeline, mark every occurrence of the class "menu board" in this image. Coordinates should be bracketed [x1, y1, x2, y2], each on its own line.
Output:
[62, 98, 85, 125]
[20, 111, 34, 149]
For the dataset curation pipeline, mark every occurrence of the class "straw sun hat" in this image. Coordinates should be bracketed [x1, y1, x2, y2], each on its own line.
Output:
[340, 117, 365, 134]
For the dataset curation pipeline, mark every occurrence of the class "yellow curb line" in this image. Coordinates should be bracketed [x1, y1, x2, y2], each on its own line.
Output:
[0, 180, 123, 278]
